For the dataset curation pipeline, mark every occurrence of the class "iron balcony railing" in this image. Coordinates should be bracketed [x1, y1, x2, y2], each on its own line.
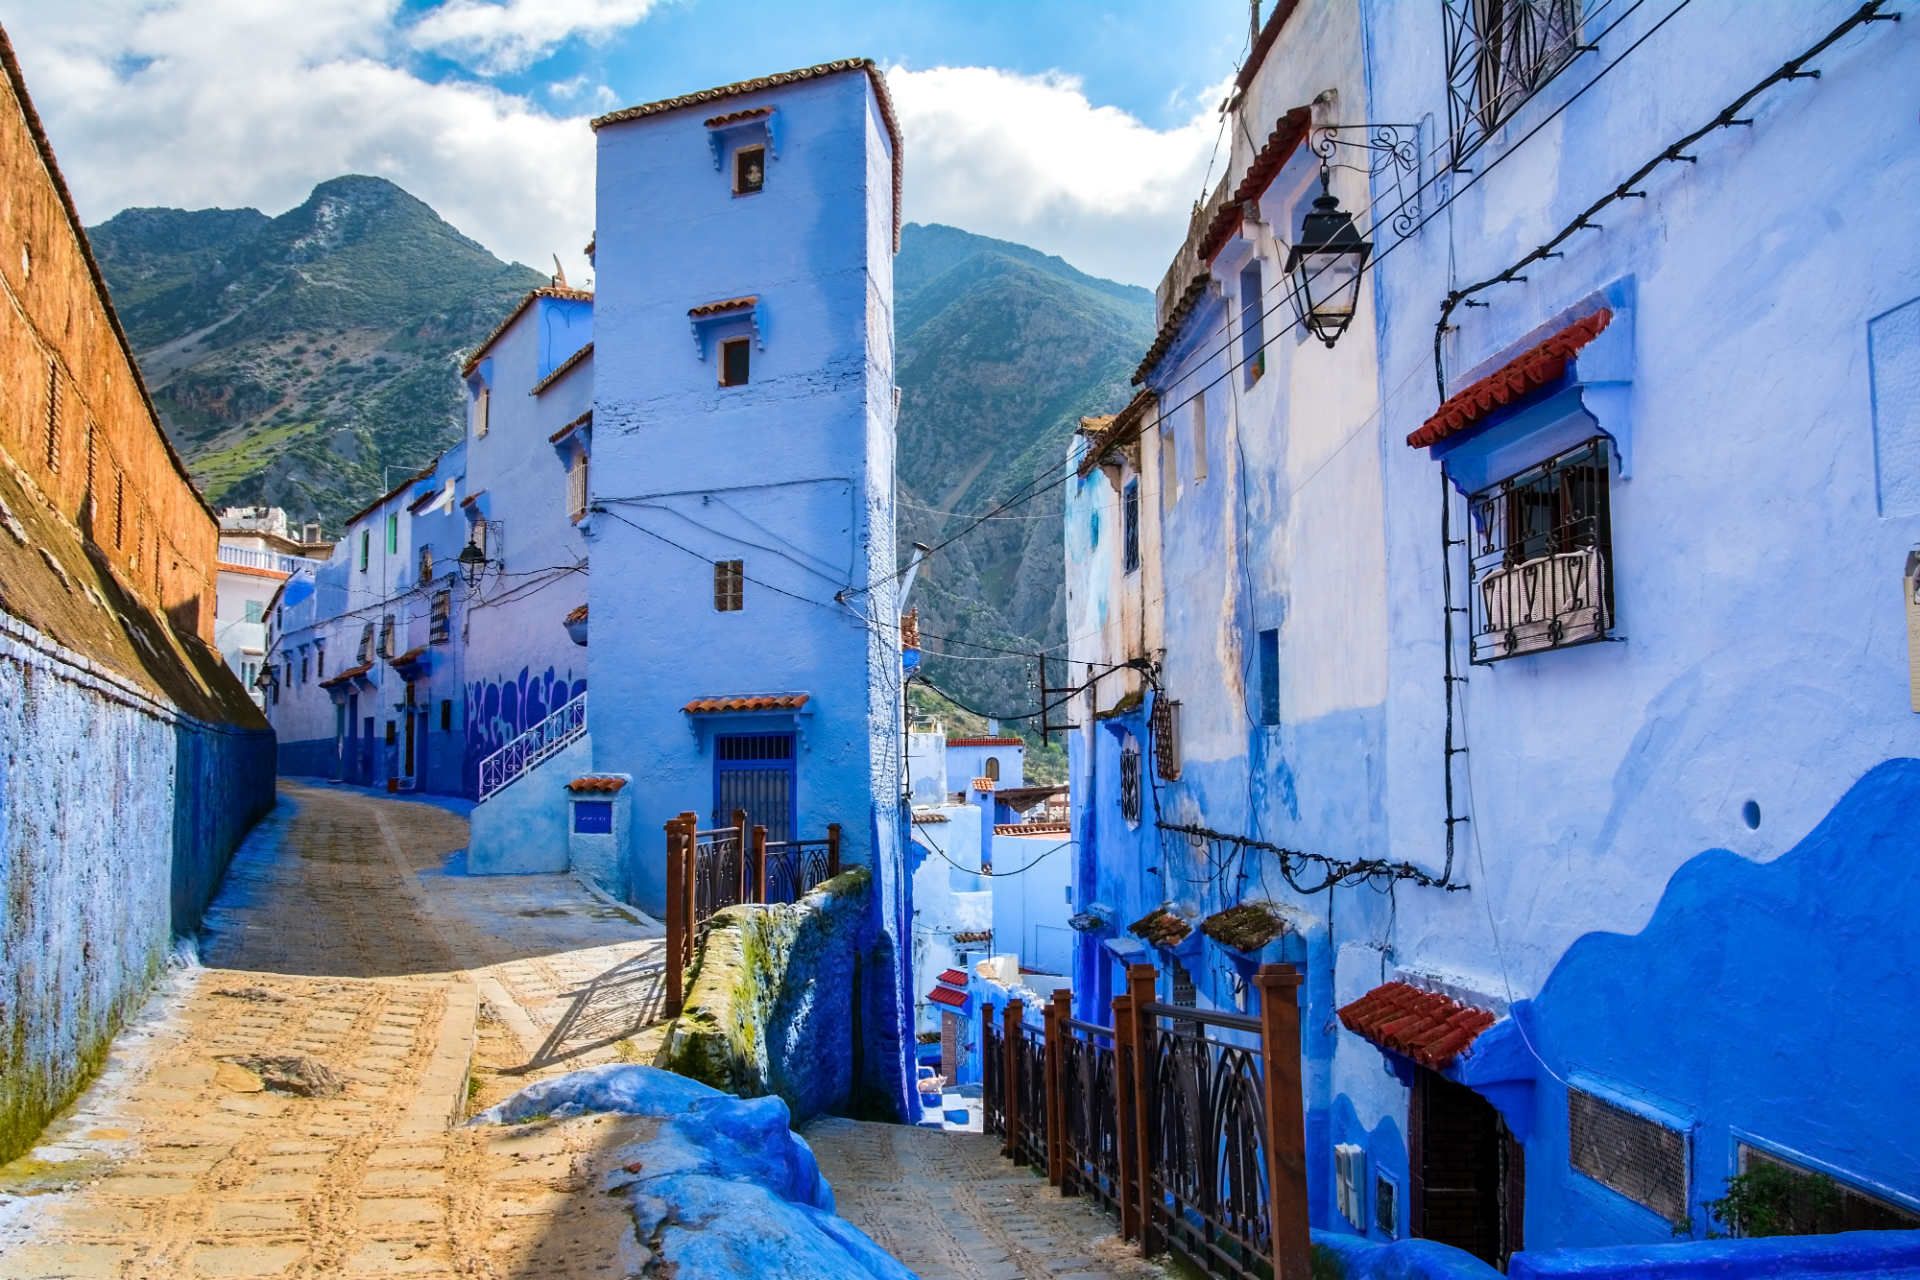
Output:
[476, 691, 587, 800]
[1444, 0, 1584, 171]
[1467, 436, 1614, 662]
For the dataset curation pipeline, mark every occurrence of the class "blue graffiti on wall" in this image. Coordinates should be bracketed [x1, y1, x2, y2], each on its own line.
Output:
[464, 666, 586, 789]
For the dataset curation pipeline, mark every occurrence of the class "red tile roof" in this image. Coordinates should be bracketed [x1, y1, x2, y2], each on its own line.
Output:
[911, 810, 950, 824]
[1128, 907, 1192, 948]
[387, 645, 428, 666]
[1132, 276, 1211, 387]
[947, 736, 1023, 747]
[688, 295, 758, 318]
[1236, 0, 1303, 92]
[531, 341, 593, 396]
[1197, 107, 1313, 265]
[567, 776, 627, 793]
[1409, 309, 1613, 449]
[937, 968, 967, 987]
[926, 985, 967, 1008]
[318, 661, 373, 688]
[549, 411, 591, 445]
[681, 693, 811, 714]
[1337, 981, 1496, 1069]
[592, 59, 903, 251]
[460, 490, 487, 509]
[1077, 389, 1156, 474]
[565, 604, 588, 625]
[969, 777, 995, 792]
[705, 106, 773, 127]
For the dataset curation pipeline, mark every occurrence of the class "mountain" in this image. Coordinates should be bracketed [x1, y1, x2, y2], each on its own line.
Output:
[894, 223, 1154, 721]
[88, 190, 1154, 731]
[88, 176, 545, 521]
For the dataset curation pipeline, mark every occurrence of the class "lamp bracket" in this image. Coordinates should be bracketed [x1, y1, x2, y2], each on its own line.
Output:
[1312, 124, 1422, 239]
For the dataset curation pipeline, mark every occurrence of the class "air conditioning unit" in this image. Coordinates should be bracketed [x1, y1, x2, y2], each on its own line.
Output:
[1334, 1143, 1367, 1229]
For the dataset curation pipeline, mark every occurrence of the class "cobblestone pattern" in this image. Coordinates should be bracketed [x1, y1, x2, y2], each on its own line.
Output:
[0, 782, 667, 1280]
[805, 1118, 1169, 1280]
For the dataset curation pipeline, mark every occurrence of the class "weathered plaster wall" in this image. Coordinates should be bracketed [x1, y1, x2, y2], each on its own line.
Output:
[661, 867, 880, 1122]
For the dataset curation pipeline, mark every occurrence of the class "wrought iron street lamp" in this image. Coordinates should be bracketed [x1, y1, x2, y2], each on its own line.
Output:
[1285, 168, 1372, 348]
[457, 541, 489, 588]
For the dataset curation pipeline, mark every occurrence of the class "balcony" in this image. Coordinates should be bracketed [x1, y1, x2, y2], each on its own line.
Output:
[218, 544, 323, 576]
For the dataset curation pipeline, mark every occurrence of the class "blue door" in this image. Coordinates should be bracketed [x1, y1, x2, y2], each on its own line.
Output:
[713, 733, 796, 842]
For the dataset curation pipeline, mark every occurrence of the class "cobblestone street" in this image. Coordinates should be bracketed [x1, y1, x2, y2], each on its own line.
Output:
[0, 782, 670, 1280]
[807, 1119, 1168, 1280]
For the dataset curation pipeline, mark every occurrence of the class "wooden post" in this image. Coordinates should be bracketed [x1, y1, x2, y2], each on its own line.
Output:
[1047, 987, 1070, 1189]
[1256, 963, 1310, 1280]
[680, 810, 699, 955]
[1002, 999, 1023, 1159]
[1126, 962, 1160, 1257]
[751, 825, 769, 903]
[826, 822, 842, 878]
[664, 816, 686, 1017]
[1112, 991, 1139, 1241]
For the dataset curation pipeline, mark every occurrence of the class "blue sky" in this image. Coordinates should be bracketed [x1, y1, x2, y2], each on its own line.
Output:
[4, 0, 1260, 285]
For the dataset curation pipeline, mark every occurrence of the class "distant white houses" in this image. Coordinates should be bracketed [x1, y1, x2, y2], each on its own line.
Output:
[213, 506, 328, 705]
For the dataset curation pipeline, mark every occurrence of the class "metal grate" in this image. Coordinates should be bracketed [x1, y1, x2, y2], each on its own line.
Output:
[713, 559, 744, 611]
[1152, 696, 1181, 780]
[1444, 0, 1583, 171]
[1467, 437, 1613, 662]
[1568, 1088, 1688, 1222]
[1119, 740, 1142, 824]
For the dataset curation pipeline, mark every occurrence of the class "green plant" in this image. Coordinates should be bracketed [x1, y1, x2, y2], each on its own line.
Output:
[1704, 1162, 1839, 1238]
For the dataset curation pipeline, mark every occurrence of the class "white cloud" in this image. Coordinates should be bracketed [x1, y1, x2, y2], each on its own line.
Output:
[885, 65, 1227, 287]
[4, 0, 596, 281]
[408, 0, 662, 75]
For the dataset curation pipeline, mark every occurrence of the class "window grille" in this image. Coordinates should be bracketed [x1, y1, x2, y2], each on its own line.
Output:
[1375, 1171, 1399, 1238]
[386, 514, 399, 554]
[44, 359, 60, 473]
[1119, 739, 1142, 824]
[1151, 696, 1181, 780]
[379, 614, 395, 657]
[1444, 0, 1582, 170]
[1467, 436, 1613, 662]
[315, 643, 325, 678]
[1734, 1146, 1920, 1235]
[474, 386, 490, 438]
[714, 559, 745, 611]
[357, 622, 374, 664]
[1239, 262, 1266, 387]
[1122, 479, 1140, 574]
[300, 653, 309, 683]
[1257, 628, 1281, 725]
[430, 590, 451, 644]
[567, 454, 590, 521]
[1568, 1088, 1688, 1222]
[1170, 960, 1196, 1007]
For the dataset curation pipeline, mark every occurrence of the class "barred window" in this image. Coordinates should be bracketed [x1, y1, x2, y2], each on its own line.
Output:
[1468, 437, 1613, 662]
[1122, 479, 1140, 574]
[430, 589, 451, 645]
[714, 559, 745, 611]
[357, 622, 374, 664]
[419, 543, 434, 583]
[315, 642, 325, 678]
[1568, 1087, 1688, 1222]
[1151, 695, 1181, 780]
[1445, 0, 1582, 169]
[1119, 738, 1142, 825]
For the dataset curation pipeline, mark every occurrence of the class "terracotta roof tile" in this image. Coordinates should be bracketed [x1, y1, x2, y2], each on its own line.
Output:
[565, 604, 588, 625]
[1201, 902, 1287, 951]
[1410, 309, 1613, 449]
[947, 736, 1023, 747]
[318, 661, 373, 688]
[995, 822, 1069, 836]
[951, 930, 993, 945]
[531, 341, 593, 396]
[937, 968, 967, 988]
[1077, 389, 1156, 476]
[926, 985, 967, 1008]
[1236, 0, 1303, 91]
[1128, 906, 1192, 948]
[688, 295, 758, 318]
[593, 59, 903, 251]
[705, 106, 773, 127]
[969, 777, 995, 792]
[460, 490, 487, 509]
[911, 810, 950, 824]
[567, 775, 628, 793]
[549, 410, 591, 445]
[387, 645, 428, 666]
[681, 693, 810, 714]
[461, 286, 594, 377]
[1337, 981, 1496, 1069]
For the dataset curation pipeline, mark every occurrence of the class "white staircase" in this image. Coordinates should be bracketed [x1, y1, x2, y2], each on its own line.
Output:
[477, 691, 587, 800]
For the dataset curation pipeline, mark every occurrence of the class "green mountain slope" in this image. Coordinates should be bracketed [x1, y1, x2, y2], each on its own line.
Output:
[88, 176, 545, 523]
[895, 223, 1153, 721]
[89, 191, 1152, 729]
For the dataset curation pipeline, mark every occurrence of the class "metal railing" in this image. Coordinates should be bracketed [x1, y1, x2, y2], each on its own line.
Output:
[663, 810, 843, 1017]
[476, 691, 587, 800]
[218, 544, 324, 575]
[981, 964, 1310, 1279]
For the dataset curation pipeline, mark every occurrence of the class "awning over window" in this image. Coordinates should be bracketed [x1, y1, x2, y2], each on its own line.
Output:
[318, 661, 373, 689]
[926, 985, 967, 1008]
[1337, 981, 1496, 1069]
[1409, 308, 1614, 449]
[681, 693, 809, 715]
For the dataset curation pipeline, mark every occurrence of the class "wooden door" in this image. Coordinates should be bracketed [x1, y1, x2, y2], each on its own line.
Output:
[1411, 1069, 1523, 1269]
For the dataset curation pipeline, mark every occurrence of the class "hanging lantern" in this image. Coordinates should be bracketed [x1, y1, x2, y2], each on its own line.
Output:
[457, 540, 489, 588]
[1284, 167, 1373, 348]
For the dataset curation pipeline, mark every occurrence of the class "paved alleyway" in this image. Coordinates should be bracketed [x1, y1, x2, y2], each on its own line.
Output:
[807, 1119, 1169, 1280]
[0, 782, 671, 1280]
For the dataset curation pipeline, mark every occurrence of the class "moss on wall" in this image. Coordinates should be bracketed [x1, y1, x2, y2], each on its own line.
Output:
[661, 867, 873, 1123]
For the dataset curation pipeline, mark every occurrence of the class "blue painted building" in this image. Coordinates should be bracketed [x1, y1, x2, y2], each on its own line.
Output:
[1067, 0, 1919, 1270]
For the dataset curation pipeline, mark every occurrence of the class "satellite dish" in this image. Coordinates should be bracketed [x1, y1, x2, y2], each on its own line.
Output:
[552, 255, 569, 288]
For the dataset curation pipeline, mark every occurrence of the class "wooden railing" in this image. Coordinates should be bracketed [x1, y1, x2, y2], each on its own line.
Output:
[663, 809, 842, 1017]
[982, 962, 1310, 1279]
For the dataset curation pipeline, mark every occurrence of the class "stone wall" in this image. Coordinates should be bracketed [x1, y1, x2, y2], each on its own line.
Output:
[661, 867, 884, 1123]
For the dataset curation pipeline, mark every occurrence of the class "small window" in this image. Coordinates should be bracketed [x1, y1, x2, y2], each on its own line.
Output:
[734, 145, 766, 195]
[1119, 737, 1142, 825]
[474, 386, 490, 438]
[419, 543, 434, 582]
[714, 559, 745, 611]
[1258, 628, 1281, 725]
[430, 589, 451, 644]
[1240, 262, 1266, 387]
[1568, 1087, 1689, 1223]
[1728, 1145, 1920, 1236]
[315, 643, 325, 678]
[567, 453, 589, 522]
[244, 599, 265, 624]
[1122, 479, 1140, 574]
[1191, 394, 1209, 483]
[1151, 695, 1180, 780]
[359, 529, 370, 572]
[440, 698, 453, 732]
[1160, 425, 1178, 513]
[385, 720, 396, 745]
[357, 622, 374, 663]
[386, 513, 399, 555]
[300, 653, 309, 683]
[379, 613, 395, 657]
[1468, 437, 1613, 662]
[984, 756, 1000, 782]
[720, 337, 751, 387]
[44, 359, 60, 473]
